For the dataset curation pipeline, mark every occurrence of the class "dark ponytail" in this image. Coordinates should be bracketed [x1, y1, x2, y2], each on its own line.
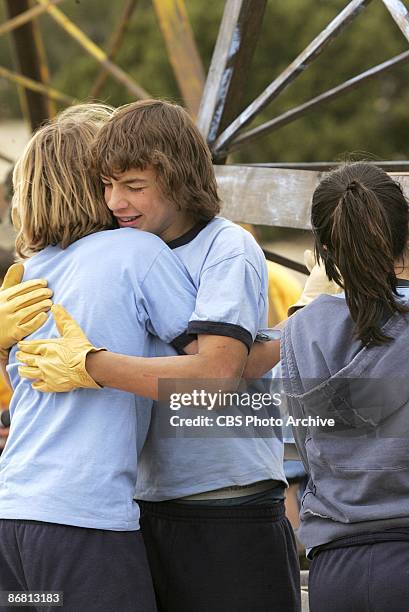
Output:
[312, 163, 409, 345]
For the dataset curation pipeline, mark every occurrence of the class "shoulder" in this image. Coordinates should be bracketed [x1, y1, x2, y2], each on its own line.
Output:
[286, 295, 349, 335]
[292, 294, 347, 320]
[283, 295, 361, 377]
[84, 228, 165, 250]
[65, 229, 173, 284]
[206, 217, 260, 249]
[200, 218, 265, 269]
[74, 228, 168, 260]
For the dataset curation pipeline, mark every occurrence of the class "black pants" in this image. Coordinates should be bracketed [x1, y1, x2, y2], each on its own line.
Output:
[309, 540, 409, 612]
[140, 499, 300, 612]
[0, 519, 157, 612]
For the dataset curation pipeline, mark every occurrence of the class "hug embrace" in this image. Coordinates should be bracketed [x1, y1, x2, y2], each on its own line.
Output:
[0, 99, 409, 612]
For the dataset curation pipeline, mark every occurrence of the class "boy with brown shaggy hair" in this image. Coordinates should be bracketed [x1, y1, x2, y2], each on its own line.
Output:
[17, 100, 300, 612]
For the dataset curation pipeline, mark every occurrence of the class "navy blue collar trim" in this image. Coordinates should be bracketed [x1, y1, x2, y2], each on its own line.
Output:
[166, 220, 210, 250]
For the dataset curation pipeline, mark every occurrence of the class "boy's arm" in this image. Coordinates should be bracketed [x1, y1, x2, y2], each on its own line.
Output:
[86, 334, 247, 398]
[150, 335, 278, 382]
[182, 339, 198, 354]
[243, 340, 280, 378]
[17, 306, 247, 399]
[243, 249, 343, 378]
[182, 336, 279, 380]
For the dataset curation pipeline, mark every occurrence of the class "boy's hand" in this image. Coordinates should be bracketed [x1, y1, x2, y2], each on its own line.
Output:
[17, 304, 105, 392]
[0, 263, 53, 359]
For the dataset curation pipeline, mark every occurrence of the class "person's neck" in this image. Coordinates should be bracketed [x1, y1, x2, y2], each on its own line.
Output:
[160, 215, 196, 243]
[394, 260, 409, 282]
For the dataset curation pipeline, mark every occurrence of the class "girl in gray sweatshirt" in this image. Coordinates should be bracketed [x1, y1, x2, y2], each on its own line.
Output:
[281, 162, 409, 612]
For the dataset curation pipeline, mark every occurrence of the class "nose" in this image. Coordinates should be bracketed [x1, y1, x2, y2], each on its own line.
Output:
[105, 184, 129, 212]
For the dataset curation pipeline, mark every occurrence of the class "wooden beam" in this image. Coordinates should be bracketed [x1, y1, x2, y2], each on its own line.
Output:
[213, 0, 373, 158]
[247, 161, 409, 172]
[382, 0, 409, 43]
[4, 0, 52, 130]
[0, 65, 75, 105]
[90, 0, 138, 99]
[0, 0, 64, 38]
[196, 0, 267, 149]
[229, 49, 409, 151]
[152, 0, 205, 117]
[36, 0, 151, 100]
[215, 165, 317, 228]
[215, 165, 409, 229]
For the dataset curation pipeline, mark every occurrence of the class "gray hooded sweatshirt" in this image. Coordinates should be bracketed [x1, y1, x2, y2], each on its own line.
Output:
[281, 288, 409, 550]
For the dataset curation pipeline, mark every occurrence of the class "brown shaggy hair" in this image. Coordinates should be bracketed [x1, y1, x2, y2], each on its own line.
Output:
[92, 99, 221, 221]
[13, 104, 115, 259]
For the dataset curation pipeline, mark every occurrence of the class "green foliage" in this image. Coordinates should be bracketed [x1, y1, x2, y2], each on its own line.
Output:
[0, 0, 408, 162]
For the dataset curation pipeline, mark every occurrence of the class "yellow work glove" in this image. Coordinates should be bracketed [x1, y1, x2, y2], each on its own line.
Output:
[0, 263, 53, 360]
[288, 249, 343, 316]
[16, 304, 105, 393]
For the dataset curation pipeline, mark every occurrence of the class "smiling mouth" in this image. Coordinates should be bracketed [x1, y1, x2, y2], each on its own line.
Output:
[116, 215, 143, 226]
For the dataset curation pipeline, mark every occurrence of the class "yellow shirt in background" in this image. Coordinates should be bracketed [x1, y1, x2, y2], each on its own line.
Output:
[0, 375, 11, 410]
[267, 260, 302, 326]
[239, 224, 302, 325]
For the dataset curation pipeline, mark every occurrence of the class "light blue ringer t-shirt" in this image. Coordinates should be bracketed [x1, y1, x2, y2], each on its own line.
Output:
[135, 217, 286, 501]
[0, 228, 196, 530]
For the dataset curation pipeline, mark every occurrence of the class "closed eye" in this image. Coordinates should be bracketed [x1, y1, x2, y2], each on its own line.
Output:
[127, 186, 145, 192]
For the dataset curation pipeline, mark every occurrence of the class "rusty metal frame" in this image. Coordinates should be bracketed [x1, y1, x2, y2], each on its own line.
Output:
[263, 250, 308, 275]
[197, 0, 267, 148]
[0, 150, 14, 164]
[382, 0, 409, 41]
[0, 0, 63, 37]
[212, 0, 373, 159]
[229, 49, 409, 152]
[1, 0, 409, 274]
[0, 65, 75, 105]
[31, 4, 56, 118]
[90, 0, 138, 99]
[35, 0, 150, 100]
[152, 0, 205, 117]
[4, 0, 55, 130]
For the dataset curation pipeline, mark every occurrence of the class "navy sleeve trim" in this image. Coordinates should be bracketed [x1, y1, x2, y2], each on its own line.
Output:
[187, 321, 253, 353]
[171, 331, 197, 353]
